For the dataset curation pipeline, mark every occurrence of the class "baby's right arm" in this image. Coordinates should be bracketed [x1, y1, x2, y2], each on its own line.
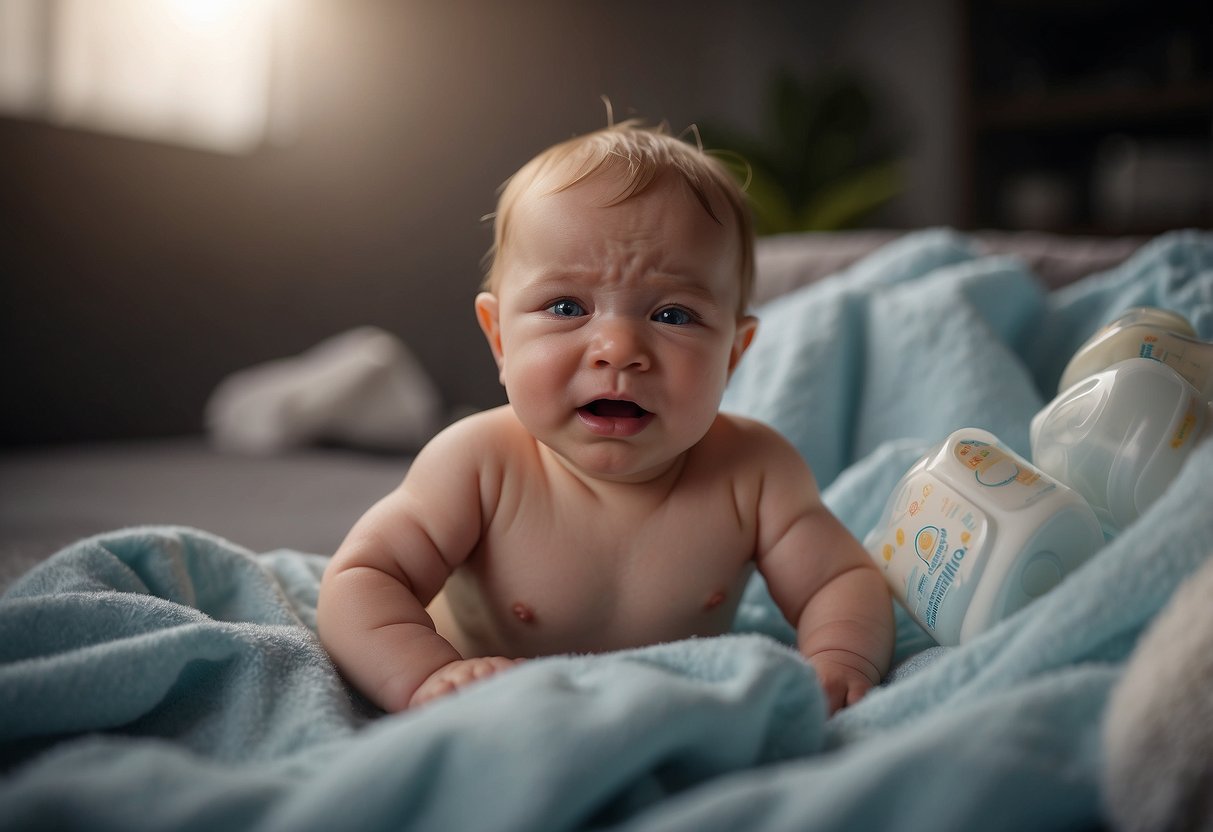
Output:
[316, 415, 499, 712]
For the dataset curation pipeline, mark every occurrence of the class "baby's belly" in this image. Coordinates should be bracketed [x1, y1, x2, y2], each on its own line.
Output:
[428, 562, 755, 660]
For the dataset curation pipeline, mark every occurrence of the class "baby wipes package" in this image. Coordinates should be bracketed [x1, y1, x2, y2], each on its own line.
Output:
[865, 428, 1104, 646]
[1031, 358, 1212, 534]
[1058, 307, 1213, 399]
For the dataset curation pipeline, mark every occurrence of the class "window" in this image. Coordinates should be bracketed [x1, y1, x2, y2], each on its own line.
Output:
[0, 0, 292, 154]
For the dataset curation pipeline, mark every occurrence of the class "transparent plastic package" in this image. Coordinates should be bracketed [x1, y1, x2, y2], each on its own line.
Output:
[1032, 358, 1212, 534]
[1058, 307, 1212, 399]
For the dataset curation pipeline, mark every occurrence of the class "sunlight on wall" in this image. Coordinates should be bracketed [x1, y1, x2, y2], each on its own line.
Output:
[0, 0, 294, 154]
[0, 0, 43, 115]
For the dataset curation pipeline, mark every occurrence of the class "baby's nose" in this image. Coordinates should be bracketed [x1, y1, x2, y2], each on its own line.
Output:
[588, 320, 651, 371]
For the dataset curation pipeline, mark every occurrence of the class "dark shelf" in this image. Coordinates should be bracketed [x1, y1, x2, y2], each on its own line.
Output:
[976, 80, 1213, 131]
[959, 0, 1213, 233]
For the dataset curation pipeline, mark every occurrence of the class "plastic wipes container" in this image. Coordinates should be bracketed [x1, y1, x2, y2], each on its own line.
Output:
[1031, 358, 1212, 535]
[1058, 307, 1213, 399]
[865, 428, 1104, 646]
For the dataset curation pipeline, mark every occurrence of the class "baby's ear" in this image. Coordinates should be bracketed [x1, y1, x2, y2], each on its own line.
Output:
[728, 315, 758, 377]
[474, 292, 506, 383]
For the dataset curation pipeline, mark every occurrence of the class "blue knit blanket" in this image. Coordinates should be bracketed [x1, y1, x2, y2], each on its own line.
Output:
[3, 230, 1211, 831]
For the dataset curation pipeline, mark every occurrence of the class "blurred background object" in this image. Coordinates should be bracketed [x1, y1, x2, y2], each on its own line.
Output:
[0, 0, 1209, 447]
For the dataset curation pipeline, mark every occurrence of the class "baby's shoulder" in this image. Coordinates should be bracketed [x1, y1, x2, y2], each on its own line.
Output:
[416, 405, 529, 464]
[429, 405, 528, 448]
[704, 413, 815, 485]
[709, 413, 799, 457]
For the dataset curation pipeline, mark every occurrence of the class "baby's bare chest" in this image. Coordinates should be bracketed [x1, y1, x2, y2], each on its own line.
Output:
[441, 486, 758, 657]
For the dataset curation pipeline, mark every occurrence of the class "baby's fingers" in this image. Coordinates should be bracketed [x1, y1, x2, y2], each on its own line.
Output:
[814, 662, 873, 715]
[474, 656, 524, 678]
[408, 673, 457, 708]
[409, 657, 523, 709]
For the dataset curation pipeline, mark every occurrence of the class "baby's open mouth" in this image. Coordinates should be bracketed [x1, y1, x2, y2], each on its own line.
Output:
[582, 399, 650, 419]
[577, 399, 654, 437]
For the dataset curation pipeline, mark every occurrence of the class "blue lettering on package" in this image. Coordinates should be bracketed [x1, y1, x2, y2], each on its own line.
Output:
[925, 546, 966, 630]
[927, 527, 950, 573]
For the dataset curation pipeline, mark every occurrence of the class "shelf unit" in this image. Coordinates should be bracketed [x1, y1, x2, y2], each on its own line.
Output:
[959, 0, 1213, 234]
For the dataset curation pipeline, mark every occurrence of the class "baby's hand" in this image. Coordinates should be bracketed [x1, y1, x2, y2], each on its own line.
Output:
[810, 650, 880, 715]
[409, 656, 523, 708]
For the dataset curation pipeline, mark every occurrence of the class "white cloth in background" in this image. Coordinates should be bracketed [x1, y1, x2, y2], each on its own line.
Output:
[205, 326, 443, 454]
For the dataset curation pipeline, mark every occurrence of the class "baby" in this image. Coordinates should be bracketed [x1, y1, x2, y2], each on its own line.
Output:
[317, 122, 893, 715]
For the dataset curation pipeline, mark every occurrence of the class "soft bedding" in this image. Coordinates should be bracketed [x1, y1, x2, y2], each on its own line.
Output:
[2, 229, 1211, 831]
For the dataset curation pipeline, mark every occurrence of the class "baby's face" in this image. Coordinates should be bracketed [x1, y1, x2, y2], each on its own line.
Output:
[477, 170, 756, 483]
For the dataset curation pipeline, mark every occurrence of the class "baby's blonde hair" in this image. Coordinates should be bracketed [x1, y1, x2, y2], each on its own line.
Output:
[483, 120, 755, 314]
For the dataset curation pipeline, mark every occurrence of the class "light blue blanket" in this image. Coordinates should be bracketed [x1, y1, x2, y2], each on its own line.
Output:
[3, 230, 1212, 831]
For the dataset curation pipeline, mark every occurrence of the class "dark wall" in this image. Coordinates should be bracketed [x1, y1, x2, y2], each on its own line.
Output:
[0, 0, 915, 446]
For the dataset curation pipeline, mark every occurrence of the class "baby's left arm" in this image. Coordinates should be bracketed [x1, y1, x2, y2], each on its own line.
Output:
[750, 429, 894, 714]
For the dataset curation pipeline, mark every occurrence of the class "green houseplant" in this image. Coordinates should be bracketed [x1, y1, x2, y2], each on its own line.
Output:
[703, 69, 905, 235]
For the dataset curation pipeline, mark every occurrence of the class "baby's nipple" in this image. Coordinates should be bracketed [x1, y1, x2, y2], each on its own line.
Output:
[703, 591, 726, 612]
[512, 602, 536, 624]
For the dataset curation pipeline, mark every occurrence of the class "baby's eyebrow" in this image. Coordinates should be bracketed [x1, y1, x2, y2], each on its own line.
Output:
[521, 269, 725, 307]
[644, 273, 722, 305]
[520, 271, 595, 295]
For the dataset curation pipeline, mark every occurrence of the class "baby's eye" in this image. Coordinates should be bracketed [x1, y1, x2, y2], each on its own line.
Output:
[548, 299, 586, 317]
[652, 307, 695, 326]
